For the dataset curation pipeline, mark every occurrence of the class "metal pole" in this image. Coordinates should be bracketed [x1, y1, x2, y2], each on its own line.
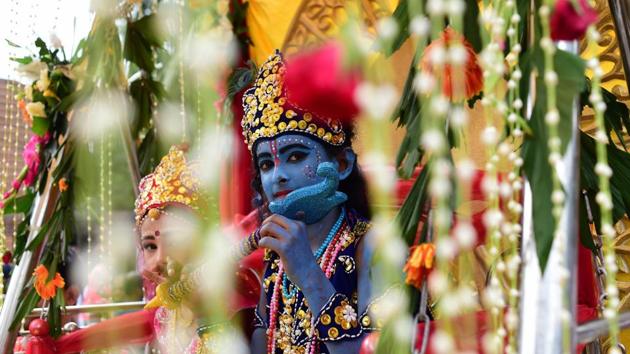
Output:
[518, 40, 581, 353]
[607, 0, 630, 94]
[26, 301, 146, 317]
[578, 311, 630, 344]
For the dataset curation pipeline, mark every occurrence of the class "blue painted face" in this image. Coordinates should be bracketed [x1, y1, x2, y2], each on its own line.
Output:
[255, 134, 331, 204]
[255, 134, 357, 223]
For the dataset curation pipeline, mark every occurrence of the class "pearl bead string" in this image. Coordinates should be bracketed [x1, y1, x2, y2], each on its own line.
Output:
[268, 209, 348, 353]
[282, 208, 346, 299]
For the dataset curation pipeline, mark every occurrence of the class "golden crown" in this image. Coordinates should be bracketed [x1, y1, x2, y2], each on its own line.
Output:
[240, 51, 346, 151]
[134, 146, 203, 225]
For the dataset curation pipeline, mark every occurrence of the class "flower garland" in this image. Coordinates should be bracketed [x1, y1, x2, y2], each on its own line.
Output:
[585, 25, 622, 352]
[267, 217, 348, 354]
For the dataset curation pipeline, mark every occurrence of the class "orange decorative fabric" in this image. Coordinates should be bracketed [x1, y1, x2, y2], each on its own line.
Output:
[33, 264, 65, 300]
[403, 243, 436, 290]
[421, 27, 483, 101]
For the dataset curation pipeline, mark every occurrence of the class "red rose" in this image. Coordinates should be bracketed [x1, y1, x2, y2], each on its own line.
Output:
[284, 42, 361, 122]
[550, 0, 598, 40]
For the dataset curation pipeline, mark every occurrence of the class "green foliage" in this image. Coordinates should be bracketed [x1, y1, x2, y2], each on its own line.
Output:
[10, 286, 39, 330]
[124, 15, 163, 71]
[393, 56, 425, 179]
[520, 48, 585, 270]
[3, 192, 35, 215]
[32, 117, 50, 136]
[83, 18, 124, 85]
[396, 164, 430, 245]
[462, 0, 482, 52]
[581, 132, 630, 223]
[129, 76, 165, 136]
[384, 0, 411, 56]
[580, 83, 630, 152]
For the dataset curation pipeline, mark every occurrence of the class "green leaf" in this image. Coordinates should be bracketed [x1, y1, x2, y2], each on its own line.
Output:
[462, 0, 482, 53]
[396, 164, 430, 245]
[581, 132, 630, 222]
[5, 38, 22, 48]
[26, 212, 61, 251]
[553, 52, 585, 152]
[12, 217, 30, 263]
[34, 37, 50, 58]
[32, 117, 50, 136]
[10, 287, 39, 330]
[580, 82, 630, 152]
[384, 0, 410, 56]
[10, 56, 33, 65]
[3, 192, 35, 215]
[124, 15, 163, 71]
[521, 96, 556, 271]
[48, 292, 62, 338]
[133, 14, 163, 47]
[521, 49, 585, 271]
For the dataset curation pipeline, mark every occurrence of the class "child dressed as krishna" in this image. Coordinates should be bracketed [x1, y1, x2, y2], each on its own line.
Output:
[243, 51, 379, 354]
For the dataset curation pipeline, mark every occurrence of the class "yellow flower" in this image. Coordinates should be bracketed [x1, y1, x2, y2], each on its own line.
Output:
[25, 102, 46, 118]
[36, 69, 50, 92]
[24, 85, 33, 101]
[43, 89, 58, 99]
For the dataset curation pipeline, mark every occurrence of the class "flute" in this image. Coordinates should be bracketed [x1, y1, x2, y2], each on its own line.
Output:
[153, 228, 263, 308]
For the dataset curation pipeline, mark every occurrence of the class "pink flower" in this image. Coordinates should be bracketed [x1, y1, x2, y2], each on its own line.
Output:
[11, 179, 21, 190]
[22, 133, 50, 187]
[550, 0, 598, 40]
[284, 42, 361, 122]
[3, 191, 11, 199]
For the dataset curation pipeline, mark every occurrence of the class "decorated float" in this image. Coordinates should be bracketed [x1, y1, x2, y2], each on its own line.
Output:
[0, 0, 629, 353]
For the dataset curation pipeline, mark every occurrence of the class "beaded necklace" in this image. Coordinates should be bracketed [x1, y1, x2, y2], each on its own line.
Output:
[267, 209, 349, 354]
[282, 208, 346, 299]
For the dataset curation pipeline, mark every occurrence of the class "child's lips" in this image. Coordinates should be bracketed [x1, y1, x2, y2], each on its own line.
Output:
[273, 190, 293, 199]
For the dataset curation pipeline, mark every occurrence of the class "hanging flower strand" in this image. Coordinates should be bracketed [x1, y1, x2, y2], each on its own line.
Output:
[585, 26, 621, 352]
[538, 3, 574, 346]
[502, 2, 525, 351]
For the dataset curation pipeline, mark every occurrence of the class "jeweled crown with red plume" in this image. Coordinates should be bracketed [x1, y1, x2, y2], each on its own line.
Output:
[134, 146, 203, 225]
[241, 49, 358, 151]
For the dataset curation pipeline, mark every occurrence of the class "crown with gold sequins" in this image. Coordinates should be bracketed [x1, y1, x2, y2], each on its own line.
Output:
[241, 50, 346, 151]
[134, 146, 203, 225]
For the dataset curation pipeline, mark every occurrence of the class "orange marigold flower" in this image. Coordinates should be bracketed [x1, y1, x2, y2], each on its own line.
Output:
[59, 178, 69, 192]
[33, 264, 65, 300]
[403, 243, 436, 290]
[420, 27, 483, 101]
[17, 99, 32, 125]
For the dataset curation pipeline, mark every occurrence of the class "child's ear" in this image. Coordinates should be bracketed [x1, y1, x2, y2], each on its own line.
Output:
[336, 148, 356, 180]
